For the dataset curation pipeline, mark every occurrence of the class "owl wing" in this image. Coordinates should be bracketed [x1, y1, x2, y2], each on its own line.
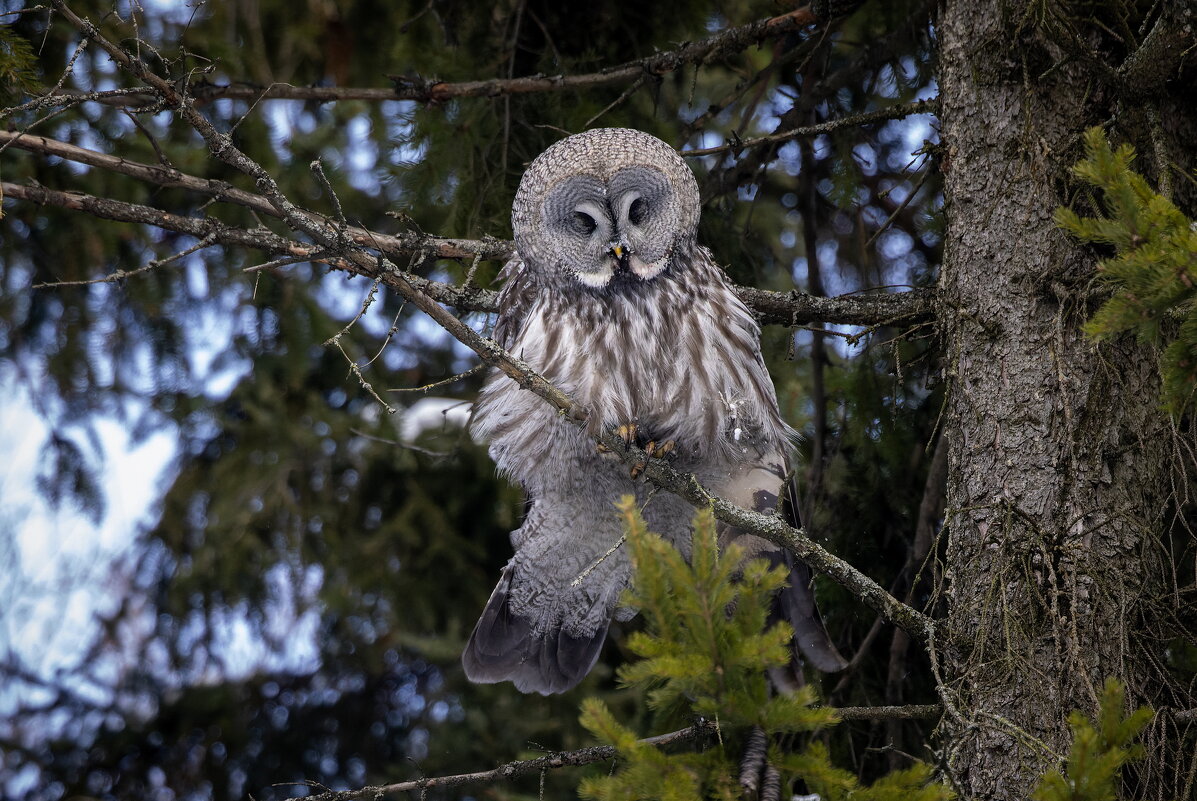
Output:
[716, 451, 847, 691]
[462, 487, 632, 695]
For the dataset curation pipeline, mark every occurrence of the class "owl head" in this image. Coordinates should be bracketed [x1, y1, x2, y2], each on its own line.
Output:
[511, 128, 700, 289]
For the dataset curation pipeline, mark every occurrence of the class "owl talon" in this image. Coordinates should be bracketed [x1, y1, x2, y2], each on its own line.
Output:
[629, 439, 677, 479]
[598, 423, 641, 457]
[645, 439, 675, 460]
[616, 423, 639, 446]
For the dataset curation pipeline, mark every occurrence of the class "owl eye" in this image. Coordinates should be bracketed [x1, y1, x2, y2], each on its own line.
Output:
[571, 211, 598, 235]
[628, 197, 648, 226]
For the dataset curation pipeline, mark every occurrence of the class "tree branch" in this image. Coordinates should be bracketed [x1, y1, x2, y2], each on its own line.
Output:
[37, 6, 821, 109]
[301, 721, 714, 800]
[5, 191, 932, 636]
[1117, 4, 1195, 93]
[1, 133, 932, 326]
[0, 130, 509, 263]
[295, 704, 944, 800]
[681, 98, 939, 158]
[2, 181, 490, 308]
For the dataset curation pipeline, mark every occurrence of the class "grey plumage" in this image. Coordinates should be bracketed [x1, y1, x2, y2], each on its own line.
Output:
[464, 128, 845, 695]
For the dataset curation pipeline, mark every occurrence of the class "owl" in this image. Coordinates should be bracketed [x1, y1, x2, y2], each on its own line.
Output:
[464, 128, 845, 694]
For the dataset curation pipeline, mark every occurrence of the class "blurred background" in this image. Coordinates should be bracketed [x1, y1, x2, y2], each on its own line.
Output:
[0, 0, 943, 798]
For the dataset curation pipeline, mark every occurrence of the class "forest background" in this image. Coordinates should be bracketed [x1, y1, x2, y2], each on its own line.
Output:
[1, 1, 1194, 800]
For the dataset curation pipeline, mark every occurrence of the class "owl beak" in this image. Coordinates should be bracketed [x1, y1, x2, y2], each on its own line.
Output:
[610, 243, 630, 272]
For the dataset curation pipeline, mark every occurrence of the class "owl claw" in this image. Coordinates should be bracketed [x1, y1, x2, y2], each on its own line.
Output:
[646, 439, 675, 460]
[597, 425, 675, 476]
[617, 423, 639, 445]
[596, 423, 641, 456]
[630, 438, 677, 479]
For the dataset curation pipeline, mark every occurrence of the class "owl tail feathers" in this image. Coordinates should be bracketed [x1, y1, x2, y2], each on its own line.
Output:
[767, 552, 848, 693]
[462, 563, 609, 695]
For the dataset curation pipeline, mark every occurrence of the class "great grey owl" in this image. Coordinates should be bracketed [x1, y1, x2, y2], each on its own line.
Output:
[463, 128, 845, 694]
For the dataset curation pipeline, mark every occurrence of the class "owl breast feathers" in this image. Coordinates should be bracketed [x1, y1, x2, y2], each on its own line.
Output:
[463, 128, 844, 694]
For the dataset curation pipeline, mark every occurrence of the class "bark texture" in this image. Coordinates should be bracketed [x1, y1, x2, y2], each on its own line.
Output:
[936, 3, 1180, 797]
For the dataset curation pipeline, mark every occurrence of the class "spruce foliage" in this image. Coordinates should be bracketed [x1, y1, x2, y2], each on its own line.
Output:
[578, 497, 953, 801]
[1031, 679, 1154, 801]
[1056, 127, 1197, 413]
[0, 24, 38, 101]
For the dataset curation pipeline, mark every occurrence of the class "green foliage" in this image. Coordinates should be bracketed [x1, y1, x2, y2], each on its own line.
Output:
[1056, 126, 1197, 413]
[781, 744, 951, 801]
[578, 497, 952, 801]
[0, 23, 39, 102]
[1031, 679, 1154, 801]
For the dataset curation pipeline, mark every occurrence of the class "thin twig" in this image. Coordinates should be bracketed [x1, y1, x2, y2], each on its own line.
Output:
[864, 165, 932, 251]
[31, 233, 217, 288]
[386, 364, 486, 394]
[243, 254, 321, 274]
[681, 98, 940, 158]
[38, 6, 822, 110]
[582, 73, 648, 128]
[299, 721, 716, 800]
[323, 280, 397, 414]
[310, 158, 346, 225]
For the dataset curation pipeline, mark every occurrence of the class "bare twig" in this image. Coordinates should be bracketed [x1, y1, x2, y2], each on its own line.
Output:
[681, 98, 940, 158]
[39, 6, 822, 110]
[31, 233, 216, 288]
[292, 702, 945, 800]
[386, 364, 487, 393]
[864, 164, 933, 250]
[299, 721, 715, 800]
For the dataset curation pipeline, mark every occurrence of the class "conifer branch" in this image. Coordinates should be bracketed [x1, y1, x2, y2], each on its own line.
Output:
[298, 721, 716, 800]
[296, 703, 945, 800]
[0, 129, 511, 262]
[36, 6, 821, 109]
[833, 703, 942, 721]
[1, 182, 489, 308]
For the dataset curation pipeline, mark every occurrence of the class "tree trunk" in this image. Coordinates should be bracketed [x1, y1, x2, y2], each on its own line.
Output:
[936, 3, 1183, 797]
